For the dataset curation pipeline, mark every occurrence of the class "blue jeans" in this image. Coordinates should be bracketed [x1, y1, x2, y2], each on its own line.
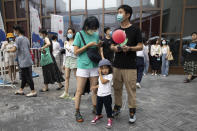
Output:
[144, 57, 149, 74]
[161, 54, 169, 75]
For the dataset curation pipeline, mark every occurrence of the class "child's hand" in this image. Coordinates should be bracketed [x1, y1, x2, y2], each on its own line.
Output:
[98, 68, 102, 75]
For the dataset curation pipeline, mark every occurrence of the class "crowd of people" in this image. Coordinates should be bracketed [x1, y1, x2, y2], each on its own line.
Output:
[0, 4, 197, 129]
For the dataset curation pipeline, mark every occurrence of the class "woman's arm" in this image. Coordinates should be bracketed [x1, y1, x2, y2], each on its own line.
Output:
[41, 37, 51, 49]
[74, 42, 97, 55]
[191, 48, 197, 52]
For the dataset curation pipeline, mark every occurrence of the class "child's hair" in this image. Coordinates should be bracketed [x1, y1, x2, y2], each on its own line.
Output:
[100, 65, 113, 75]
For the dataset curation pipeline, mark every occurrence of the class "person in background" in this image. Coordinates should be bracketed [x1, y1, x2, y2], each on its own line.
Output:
[183, 32, 197, 83]
[136, 39, 146, 88]
[91, 59, 113, 128]
[110, 5, 143, 124]
[1, 33, 17, 84]
[52, 35, 62, 73]
[100, 27, 114, 62]
[39, 29, 64, 92]
[8, 25, 37, 97]
[150, 38, 162, 76]
[161, 39, 170, 77]
[60, 28, 77, 99]
[143, 39, 149, 75]
[73, 16, 102, 122]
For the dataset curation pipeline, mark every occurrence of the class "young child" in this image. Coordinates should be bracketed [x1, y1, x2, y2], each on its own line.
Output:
[91, 59, 113, 128]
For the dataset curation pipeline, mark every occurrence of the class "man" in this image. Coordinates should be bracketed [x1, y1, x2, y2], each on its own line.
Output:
[110, 5, 143, 123]
[8, 25, 37, 97]
[100, 27, 114, 62]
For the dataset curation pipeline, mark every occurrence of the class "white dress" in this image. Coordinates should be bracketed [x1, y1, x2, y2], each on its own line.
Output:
[1, 41, 17, 67]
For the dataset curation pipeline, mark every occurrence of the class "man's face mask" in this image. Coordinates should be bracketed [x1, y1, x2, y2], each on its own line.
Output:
[117, 14, 124, 22]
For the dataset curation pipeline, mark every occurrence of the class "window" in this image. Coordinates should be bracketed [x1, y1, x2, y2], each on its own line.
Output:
[162, 0, 183, 33]
[16, 0, 26, 18]
[71, 0, 85, 13]
[5, 1, 14, 19]
[42, 0, 54, 16]
[142, 10, 160, 39]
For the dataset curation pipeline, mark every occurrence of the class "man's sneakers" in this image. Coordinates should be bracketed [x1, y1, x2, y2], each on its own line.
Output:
[129, 113, 136, 124]
[91, 115, 103, 124]
[136, 82, 141, 88]
[75, 111, 84, 122]
[112, 105, 121, 117]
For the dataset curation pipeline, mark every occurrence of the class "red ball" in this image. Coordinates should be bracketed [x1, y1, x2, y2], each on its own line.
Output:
[112, 29, 126, 44]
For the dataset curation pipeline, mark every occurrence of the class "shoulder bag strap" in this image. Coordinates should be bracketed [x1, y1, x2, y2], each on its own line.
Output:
[79, 31, 87, 46]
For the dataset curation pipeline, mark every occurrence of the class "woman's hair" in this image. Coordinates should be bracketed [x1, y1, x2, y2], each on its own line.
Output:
[39, 28, 48, 35]
[66, 27, 76, 41]
[100, 65, 113, 75]
[82, 16, 100, 31]
[13, 25, 25, 35]
[52, 35, 58, 41]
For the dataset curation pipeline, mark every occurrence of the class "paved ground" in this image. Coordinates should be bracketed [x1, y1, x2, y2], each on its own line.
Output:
[0, 67, 197, 131]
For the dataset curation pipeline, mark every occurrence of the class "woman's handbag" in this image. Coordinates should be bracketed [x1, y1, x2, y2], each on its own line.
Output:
[79, 32, 101, 63]
[40, 47, 54, 66]
[167, 51, 174, 61]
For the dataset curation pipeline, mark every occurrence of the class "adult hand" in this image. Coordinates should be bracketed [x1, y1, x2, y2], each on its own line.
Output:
[122, 45, 129, 52]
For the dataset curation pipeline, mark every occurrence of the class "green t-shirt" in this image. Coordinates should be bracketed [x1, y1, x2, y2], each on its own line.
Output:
[73, 30, 99, 69]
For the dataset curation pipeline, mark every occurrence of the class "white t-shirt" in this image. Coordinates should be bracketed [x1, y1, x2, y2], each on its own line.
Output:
[136, 45, 145, 57]
[52, 40, 61, 57]
[97, 74, 113, 97]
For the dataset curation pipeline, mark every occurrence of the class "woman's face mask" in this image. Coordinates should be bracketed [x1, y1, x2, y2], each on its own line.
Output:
[67, 33, 73, 39]
[13, 32, 18, 37]
[162, 41, 166, 45]
[39, 34, 44, 39]
[87, 30, 95, 35]
[117, 14, 124, 22]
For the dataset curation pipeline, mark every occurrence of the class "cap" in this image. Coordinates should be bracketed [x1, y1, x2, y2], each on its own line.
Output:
[98, 59, 111, 67]
[6, 33, 14, 38]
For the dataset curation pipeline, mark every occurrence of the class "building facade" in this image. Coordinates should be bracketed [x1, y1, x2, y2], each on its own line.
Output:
[1, 0, 197, 74]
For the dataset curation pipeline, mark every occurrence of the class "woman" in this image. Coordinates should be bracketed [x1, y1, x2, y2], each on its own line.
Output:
[39, 29, 64, 92]
[161, 39, 170, 77]
[60, 28, 77, 99]
[1, 33, 17, 84]
[183, 32, 197, 83]
[73, 16, 102, 122]
[51, 35, 62, 72]
[150, 39, 162, 75]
